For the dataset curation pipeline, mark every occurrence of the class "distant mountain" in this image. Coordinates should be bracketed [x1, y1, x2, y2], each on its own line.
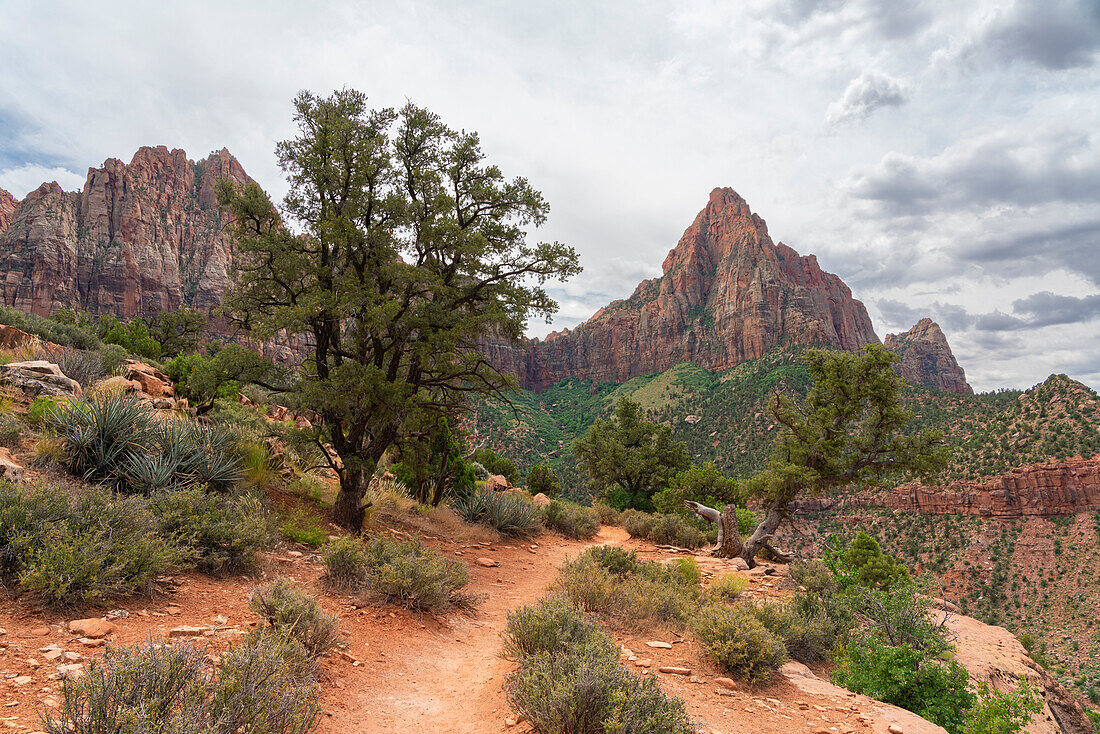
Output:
[486, 187, 971, 394]
[0, 146, 251, 320]
[885, 318, 972, 394]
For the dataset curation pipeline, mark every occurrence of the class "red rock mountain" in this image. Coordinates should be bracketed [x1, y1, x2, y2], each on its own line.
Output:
[0, 188, 16, 232]
[885, 318, 972, 394]
[0, 146, 250, 319]
[488, 187, 883, 390]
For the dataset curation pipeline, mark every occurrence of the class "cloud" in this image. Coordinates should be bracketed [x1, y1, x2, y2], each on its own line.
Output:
[825, 71, 908, 124]
[0, 164, 85, 198]
[951, 0, 1100, 71]
[1009, 291, 1100, 327]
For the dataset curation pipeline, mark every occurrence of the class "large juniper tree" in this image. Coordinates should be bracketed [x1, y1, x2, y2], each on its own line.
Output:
[687, 345, 946, 566]
[219, 90, 580, 531]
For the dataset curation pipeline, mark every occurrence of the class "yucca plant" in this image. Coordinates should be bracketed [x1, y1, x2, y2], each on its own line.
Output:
[454, 489, 542, 537]
[52, 392, 154, 485]
[122, 452, 183, 494]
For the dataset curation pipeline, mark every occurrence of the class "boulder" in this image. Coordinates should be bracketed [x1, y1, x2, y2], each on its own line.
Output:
[0, 448, 24, 482]
[123, 360, 174, 398]
[532, 492, 552, 507]
[488, 474, 510, 492]
[0, 360, 81, 398]
[68, 618, 116, 639]
[94, 375, 143, 394]
[268, 405, 290, 421]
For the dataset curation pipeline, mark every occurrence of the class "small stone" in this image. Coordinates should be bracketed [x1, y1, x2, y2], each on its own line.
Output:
[30, 627, 51, 637]
[78, 638, 105, 648]
[729, 557, 750, 571]
[659, 666, 692, 675]
[62, 652, 82, 662]
[68, 619, 116, 639]
[168, 626, 210, 638]
[286, 551, 303, 558]
[11, 676, 32, 687]
[635, 659, 653, 668]
[56, 663, 84, 680]
[476, 557, 500, 568]
[887, 726, 904, 734]
[165, 606, 182, 616]
[212, 615, 229, 625]
[714, 677, 737, 690]
[645, 641, 673, 649]
[42, 650, 63, 662]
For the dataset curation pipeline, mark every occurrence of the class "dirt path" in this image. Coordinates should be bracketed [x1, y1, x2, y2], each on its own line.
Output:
[319, 526, 626, 734]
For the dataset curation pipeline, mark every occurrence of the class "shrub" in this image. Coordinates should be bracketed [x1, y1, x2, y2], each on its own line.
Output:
[248, 578, 342, 660]
[360, 533, 473, 613]
[593, 502, 619, 525]
[469, 461, 489, 481]
[52, 392, 242, 493]
[526, 464, 561, 497]
[543, 499, 599, 539]
[320, 535, 369, 591]
[962, 678, 1042, 734]
[152, 488, 270, 573]
[26, 396, 65, 426]
[506, 640, 693, 734]
[833, 638, 973, 733]
[471, 448, 518, 482]
[502, 595, 615, 661]
[57, 349, 109, 389]
[453, 488, 542, 537]
[691, 602, 788, 684]
[41, 638, 321, 734]
[736, 507, 757, 535]
[19, 487, 177, 606]
[790, 559, 835, 594]
[554, 555, 622, 615]
[620, 508, 654, 539]
[750, 599, 837, 664]
[709, 572, 749, 600]
[279, 508, 329, 546]
[0, 412, 22, 449]
[586, 545, 641, 576]
[647, 514, 707, 548]
[0, 306, 100, 350]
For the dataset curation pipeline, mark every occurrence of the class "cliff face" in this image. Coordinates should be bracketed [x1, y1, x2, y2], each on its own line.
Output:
[0, 188, 16, 233]
[0, 146, 250, 320]
[497, 188, 881, 390]
[885, 318, 972, 394]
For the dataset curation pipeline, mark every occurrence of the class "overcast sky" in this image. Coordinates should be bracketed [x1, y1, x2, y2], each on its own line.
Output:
[1, 0, 1098, 392]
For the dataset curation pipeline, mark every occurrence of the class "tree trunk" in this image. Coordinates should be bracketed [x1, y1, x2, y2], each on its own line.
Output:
[684, 501, 742, 558]
[739, 504, 792, 569]
[332, 465, 372, 533]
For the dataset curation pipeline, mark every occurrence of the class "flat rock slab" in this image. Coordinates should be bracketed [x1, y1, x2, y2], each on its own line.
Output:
[645, 640, 673, 649]
[476, 558, 500, 568]
[68, 618, 116, 638]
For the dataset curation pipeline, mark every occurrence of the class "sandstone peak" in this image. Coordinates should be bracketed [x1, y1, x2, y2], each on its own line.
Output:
[0, 188, 16, 233]
[486, 188, 880, 391]
[884, 319, 972, 394]
[0, 145, 251, 321]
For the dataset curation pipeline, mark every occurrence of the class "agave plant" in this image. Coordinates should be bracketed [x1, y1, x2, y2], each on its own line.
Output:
[51, 392, 155, 484]
[122, 452, 184, 494]
[453, 489, 542, 537]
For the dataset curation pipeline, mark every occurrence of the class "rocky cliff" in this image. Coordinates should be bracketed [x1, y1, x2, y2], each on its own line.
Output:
[0, 188, 16, 232]
[885, 318, 972, 394]
[494, 187, 882, 390]
[0, 146, 250, 319]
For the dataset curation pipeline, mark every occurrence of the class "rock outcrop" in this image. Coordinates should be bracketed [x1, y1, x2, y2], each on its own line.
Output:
[0, 360, 82, 398]
[0, 188, 16, 232]
[794, 457, 1100, 519]
[491, 188, 881, 390]
[0, 146, 250, 320]
[885, 318, 972, 394]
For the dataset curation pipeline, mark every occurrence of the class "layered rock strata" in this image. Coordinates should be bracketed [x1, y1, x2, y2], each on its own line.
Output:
[885, 318, 972, 394]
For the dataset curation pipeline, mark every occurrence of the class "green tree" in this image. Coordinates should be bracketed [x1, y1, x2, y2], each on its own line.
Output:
[654, 462, 740, 515]
[219, 89, 580, 531]
[962, 678, 1042, 734]
[165, 344, 287, 414]
[573, 398, 689, 510]
[147, 309, 207, 358]
[526, 464, 560, 497]
[392, 416, 476, 506]
[95, 315, 161, 359]
[472, 448, 519, 483]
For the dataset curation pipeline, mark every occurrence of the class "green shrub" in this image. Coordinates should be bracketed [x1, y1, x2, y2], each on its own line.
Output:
[506, 640, 693, 734]
[647, 514, 707, 548]
[453, 488, 542, 537]
[790, 559, 836, 594]
[26, 396, 66, 427]
[736, 507, 757, 535]
[320, 535, 369, 591]
[279, 507, 329, 546]
[0, 306, 100, 350]
[620, 508, 654, 539]
[152, 487, 270, 573]
[52, 392, 242, 493]
[962, 678, 1042, 734]
[586, 545, 641, 576]
[593, 502, 619, 525]
[709, 572, 748, 600]
[526, 464, 561, 497]
[554, 555, 622, 615]
[0, 412, 22, 449]
[691, 602, 788, 684]
[832, 638, 974, 733]
[469, 461, 489, 481]
[57, 349, 109, 389]
[554, 551, 697, 628]
[750, 599, 837, 664]
[41, 637, 321, 734]
[360, 533, 473, 613]
[248, 578, 342, 660]
[543, 499, 599, 539]
[19, 488, 177, 606]
[502, 595, 615, 661]
[471, 448, 518, 482]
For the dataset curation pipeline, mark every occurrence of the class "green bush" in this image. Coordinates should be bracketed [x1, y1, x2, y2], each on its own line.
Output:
[279, 507, 329, 546]
[691, 602, 788, 684]
[619, 508, 654, 539]
[471, 448, 518, 482]
[358, 533, 474, 613]
[647, 514, 707, 548]
[586, 545, 641, 576]
[0, 306, 101, 350]
[41, 637, 321, 734]
[502, 595, 615, 661]
[248, 578, 342, 661]
[708, 572, 748, 601]
[961, 678, 1042, 734]
[833, 637, 974, 733]
[526, 464, 561, 497]
[593, 502, 619, 525]
[507, 640, 694, 734]
[452, 488, 542, 537]
[750, 599, 837, 664]
[52, 392, 241, 493]
[17, 487, 177, 606]
[542, 499, 599, 539]
[320, 535, 369, 591]
[152, 487, 270, 573]
[26, 396, 65, 426]
[0, 412, 22, 449]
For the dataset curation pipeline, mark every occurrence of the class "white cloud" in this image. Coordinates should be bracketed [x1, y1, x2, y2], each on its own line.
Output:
[825, 71, 908, 125]
[0, 164, 85, 199]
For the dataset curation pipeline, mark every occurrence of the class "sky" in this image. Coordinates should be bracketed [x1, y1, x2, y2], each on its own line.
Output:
[0, 0, 1098, 392]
